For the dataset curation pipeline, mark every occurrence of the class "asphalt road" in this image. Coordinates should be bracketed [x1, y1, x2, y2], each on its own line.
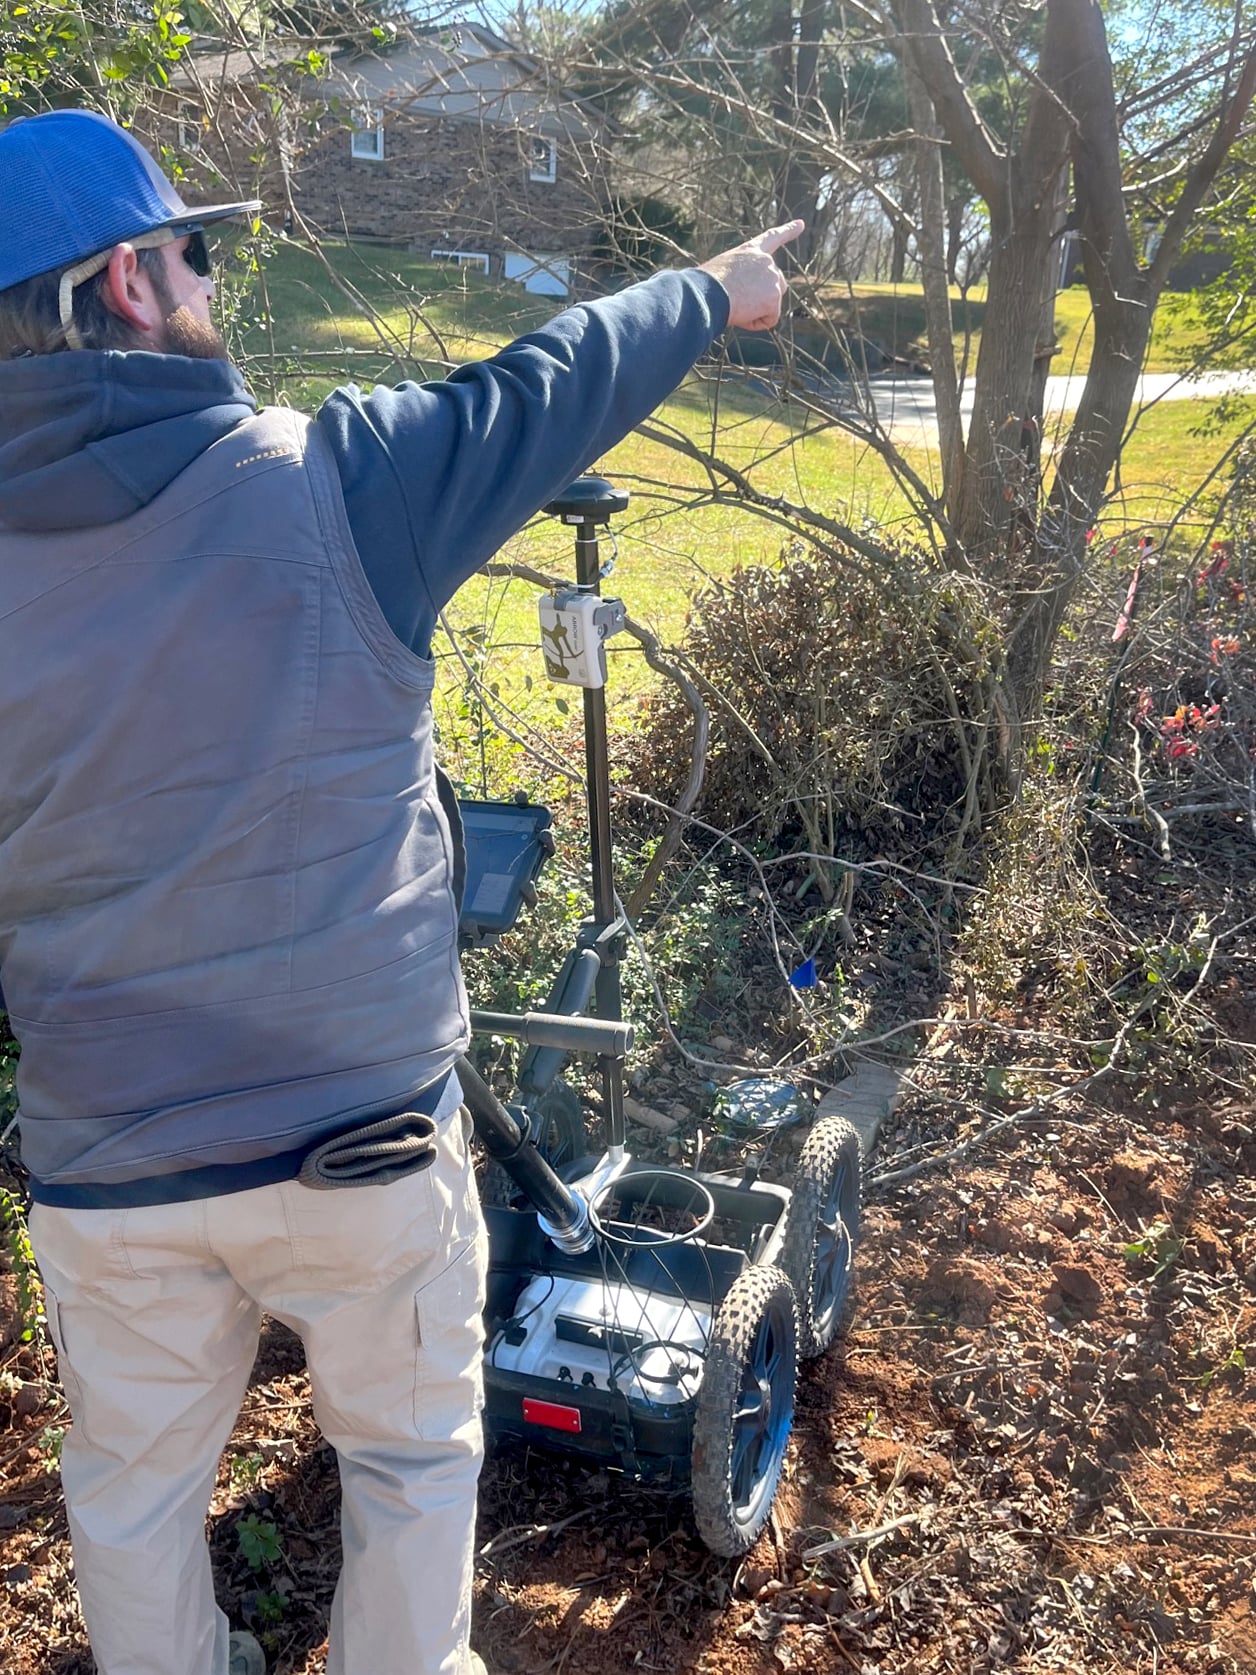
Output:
[858, 367, 1256, 447]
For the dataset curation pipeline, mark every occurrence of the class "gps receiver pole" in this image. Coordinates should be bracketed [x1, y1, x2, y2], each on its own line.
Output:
[541, 478, 631, 1156]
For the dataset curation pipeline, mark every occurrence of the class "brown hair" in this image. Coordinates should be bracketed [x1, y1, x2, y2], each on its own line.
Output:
[0, 247, 171, 358]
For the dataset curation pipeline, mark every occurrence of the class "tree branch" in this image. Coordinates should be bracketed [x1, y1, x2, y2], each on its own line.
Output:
[887, 0, 1004, 205]
[1149, 32, 1256, 295]
[1046, 0, 1140, 301]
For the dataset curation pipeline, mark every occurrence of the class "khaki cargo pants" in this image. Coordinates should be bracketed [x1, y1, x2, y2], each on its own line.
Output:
[29, 1108, 487, 1675]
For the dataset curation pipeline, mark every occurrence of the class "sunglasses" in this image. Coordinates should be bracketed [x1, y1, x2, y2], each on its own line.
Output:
[180, 228, 212, 278]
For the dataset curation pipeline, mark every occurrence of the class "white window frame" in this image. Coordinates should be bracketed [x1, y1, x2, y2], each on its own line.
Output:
[527, 135, 557, 184]
[350, 104, 385, 161]
[503, 251, 571, 297]
[178, 117, 202, 153]
[430, 249, 490, 274]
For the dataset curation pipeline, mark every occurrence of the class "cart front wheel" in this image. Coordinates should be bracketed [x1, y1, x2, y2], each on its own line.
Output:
[691, 1264, 798, 1557]
[779, 1115, 862, 1358]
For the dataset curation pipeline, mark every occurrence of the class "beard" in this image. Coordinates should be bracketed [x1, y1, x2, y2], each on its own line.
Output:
[144, 256, 228, 360]
[161, 304, 228, 361]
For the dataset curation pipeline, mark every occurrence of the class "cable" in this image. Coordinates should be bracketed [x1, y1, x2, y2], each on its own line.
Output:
[488, 1273, 555, 1370]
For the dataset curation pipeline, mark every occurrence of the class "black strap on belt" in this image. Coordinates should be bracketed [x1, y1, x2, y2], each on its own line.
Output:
[297, 1110, 439, 1189]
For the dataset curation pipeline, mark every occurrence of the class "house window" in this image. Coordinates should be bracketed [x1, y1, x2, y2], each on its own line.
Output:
[503, 252, 570, 297]
[430, 250, 490, 275]
[527, 135, 557, 184]
[351, 104, 385, 161]
[178, 118, 202, 153]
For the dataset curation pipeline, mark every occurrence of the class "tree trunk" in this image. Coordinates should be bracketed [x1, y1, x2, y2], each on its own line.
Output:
[950, 182, 1058, 559]
[889, 216, 910, 283]
[945, 193, 965, 284]
[892, 0, 1071, 559]
[771, 0, 828, 265]
[1005, 280, 1151, 715]
[1021, 166, 1070, 486]
[999, 0, 1256, 717]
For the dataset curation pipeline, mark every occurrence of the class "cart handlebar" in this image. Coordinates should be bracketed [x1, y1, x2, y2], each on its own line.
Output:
[469, 1008, 632, 1058]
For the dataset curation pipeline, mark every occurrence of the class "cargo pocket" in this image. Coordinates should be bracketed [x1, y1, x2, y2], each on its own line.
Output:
[42, 1287, 85, 1413]
[413, 1236, 487, 1442]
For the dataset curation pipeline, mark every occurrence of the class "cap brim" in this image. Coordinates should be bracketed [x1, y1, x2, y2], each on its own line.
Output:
[167, 199, 262, 232]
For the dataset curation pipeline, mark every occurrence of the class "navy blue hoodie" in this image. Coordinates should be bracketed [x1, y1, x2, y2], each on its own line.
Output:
[0, 266, 728, 1090]
[0, 268, 728, 652]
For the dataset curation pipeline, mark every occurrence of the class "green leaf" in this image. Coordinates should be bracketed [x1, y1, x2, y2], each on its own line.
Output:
[236, 1514, 282, 1571]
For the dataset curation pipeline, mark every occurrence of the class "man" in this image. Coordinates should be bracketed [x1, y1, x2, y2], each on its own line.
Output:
[0, 108, 799, 1675]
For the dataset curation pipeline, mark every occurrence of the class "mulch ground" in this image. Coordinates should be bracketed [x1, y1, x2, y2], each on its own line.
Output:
[4, 783, 1256, 1674]
[3, 1057, 1254, 1674]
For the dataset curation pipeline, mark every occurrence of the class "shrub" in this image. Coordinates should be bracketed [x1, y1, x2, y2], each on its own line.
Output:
[617, 542, 1001, 895]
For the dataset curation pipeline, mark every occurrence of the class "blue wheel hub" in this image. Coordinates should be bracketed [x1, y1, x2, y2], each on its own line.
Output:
[812, 1159, 856, 1331]
[729, 1295, 794, 1526]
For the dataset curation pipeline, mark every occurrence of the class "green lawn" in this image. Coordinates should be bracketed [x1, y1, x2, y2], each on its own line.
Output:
[222, 236, 558, 405]
[227, 242, 1211, 400]
[1092, 390, 1256, 533]
[216, 239, 1255, 744]
[1055, 287, 1212, 378]
[222, 235, 925, 635]
[795, 279, 1210, 378]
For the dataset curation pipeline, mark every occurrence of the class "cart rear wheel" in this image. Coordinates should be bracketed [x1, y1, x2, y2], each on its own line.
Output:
[524, 1077, 588, 1170]
[778, 1116, 861, 1358]
[691, 1265, 798, 1557]
[481, 1078, 589, 1206]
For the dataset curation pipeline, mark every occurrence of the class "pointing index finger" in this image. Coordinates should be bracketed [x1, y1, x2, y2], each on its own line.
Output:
[754, 219, 806, 255]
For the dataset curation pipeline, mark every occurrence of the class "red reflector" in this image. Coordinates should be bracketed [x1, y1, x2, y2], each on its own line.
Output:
[522, 1397, 582, 1434]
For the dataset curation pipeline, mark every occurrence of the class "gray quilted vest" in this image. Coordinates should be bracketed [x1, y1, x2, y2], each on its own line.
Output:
[0, 406, 468, 1192]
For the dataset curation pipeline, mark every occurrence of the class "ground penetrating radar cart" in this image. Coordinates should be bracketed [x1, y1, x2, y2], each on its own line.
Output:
[454, 479, 862, 1556]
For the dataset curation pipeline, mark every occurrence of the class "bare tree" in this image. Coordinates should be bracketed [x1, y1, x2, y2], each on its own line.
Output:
[14, 0, 1256, 782]
[889, 0, 1256, 720]
[555, 0, 1256, 759]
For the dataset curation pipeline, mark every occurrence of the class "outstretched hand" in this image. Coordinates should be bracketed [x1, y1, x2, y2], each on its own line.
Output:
[699, 220, 805, 332]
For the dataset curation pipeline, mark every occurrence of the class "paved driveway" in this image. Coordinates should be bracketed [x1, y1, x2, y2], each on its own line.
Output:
[856, 367, 1256, 447]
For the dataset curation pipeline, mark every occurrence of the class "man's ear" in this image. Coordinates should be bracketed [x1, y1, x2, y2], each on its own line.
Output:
[99, 243, 164, 337]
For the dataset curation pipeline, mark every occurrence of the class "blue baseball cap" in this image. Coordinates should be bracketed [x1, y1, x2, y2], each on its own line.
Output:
[0, 109, 261, 291]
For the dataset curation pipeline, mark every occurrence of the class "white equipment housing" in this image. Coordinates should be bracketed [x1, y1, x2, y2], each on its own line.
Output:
[489, 1272, 713, 1406]
[538, 590, 627, 689]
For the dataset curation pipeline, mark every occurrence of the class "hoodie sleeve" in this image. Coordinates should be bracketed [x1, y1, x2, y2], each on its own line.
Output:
[315, 268, 730, 656]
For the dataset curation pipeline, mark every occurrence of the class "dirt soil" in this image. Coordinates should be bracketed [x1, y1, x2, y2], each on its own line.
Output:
[3, 1055, 1255, 1675]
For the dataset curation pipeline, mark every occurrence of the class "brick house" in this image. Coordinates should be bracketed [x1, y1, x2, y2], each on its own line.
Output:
[159, 21, 604, 297]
